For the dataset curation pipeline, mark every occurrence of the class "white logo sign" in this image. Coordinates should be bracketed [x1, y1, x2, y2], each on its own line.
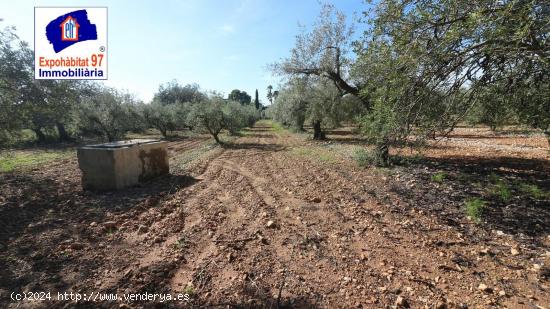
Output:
[34, 7, 108, 80]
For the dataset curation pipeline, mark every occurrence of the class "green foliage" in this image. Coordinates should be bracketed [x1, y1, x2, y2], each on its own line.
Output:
[222, 101, 258, 135]
[228, 89, 252, 105]
[187, 97, 259, 143]
[153, 80, 206, 104]
[79, 86, 143, 142]
[466, 86, 516, 131]
[0, 28, 87, 144]
[488, 173, 512, 201]
[353, 148, 375, 167]
[254, 89, 260, 110]
[431, 172, 447, 183]
[465, 198, 486, 223]
[187, 99, 225, 143]
[266, 85, 273, 105]
[269, 77, 365, 137]
[352, 0, 550, 163]
[142, 102, 182, 137]
[519, 183, 548, 200]
[493, 180, 512, 202]
[183, 284, 195, 296]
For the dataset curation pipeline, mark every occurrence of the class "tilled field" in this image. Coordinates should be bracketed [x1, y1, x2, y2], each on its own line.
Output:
[1, 124, 549, 308]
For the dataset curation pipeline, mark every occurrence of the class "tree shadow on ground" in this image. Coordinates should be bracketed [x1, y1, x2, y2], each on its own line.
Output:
[246, 126, 273, 132]
[241, 133, 276, 139]
[323, 137, 369, 145]
[0, 170, 198, 294]
[441, 134, 530, 140]
[391, 155, 550, 238]
[324, 129, 357, 136]
[222, 143, 287, 152]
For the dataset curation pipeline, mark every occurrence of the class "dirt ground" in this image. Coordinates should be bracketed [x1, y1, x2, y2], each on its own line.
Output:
[1, 122, 549, 308]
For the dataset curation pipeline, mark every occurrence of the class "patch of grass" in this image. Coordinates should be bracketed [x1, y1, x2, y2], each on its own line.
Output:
[262, 120, 286, 134]
[493, 181, 512, 201]
[291, 146, 336, 164]
[465, 198, 486, 223]
[0, 150, 72, 172]
[292, 147, 313, 156]
[183, 283, 195, 296]
[519, 183, 547, 199]
[488, 174, 512, 201]
[431, 171, 447, 183]
[318, 152, 336, 163]
[173, 235, 186, 250]
[353, 148, 374, 167]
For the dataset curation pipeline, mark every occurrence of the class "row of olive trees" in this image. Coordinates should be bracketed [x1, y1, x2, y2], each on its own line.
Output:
[79, 86, 259, 143]
[269, 2, 550, 166]
[0, 27, 259, 145]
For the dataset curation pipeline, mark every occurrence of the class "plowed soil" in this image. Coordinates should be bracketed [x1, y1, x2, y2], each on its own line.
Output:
[1, 123, 549, 308]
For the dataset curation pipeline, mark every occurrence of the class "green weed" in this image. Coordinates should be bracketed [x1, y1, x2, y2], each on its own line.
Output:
[431, 171, 447, 183]
[183, 284, 195, 296]
[519, 183, 547, 199]
[0, 150, 72, 172]
[353, 148, 374, 167]
[465, 198, 486, 223]
[488, 174, 512, 201]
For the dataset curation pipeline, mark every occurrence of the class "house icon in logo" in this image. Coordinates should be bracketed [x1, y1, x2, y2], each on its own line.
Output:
[60, 16, 79, 41]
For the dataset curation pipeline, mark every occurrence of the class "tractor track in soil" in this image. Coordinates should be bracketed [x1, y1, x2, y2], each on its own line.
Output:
[0, 124, 549, 308]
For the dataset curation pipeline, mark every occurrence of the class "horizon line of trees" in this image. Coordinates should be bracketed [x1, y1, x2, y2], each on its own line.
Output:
[0, 27, 264, 146]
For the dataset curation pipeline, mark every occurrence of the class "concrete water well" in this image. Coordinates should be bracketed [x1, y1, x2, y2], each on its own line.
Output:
[77, 139, 169, 190]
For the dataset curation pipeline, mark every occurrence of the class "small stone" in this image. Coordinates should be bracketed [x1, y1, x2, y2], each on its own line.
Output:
[312, 197, 322, 203]
[89, 222, 97, 227]
[258, 235, 269, 245]
[395, 296, 409, 308]
[478, 283, 492, 293]
[511, 248, 520, 256]
[103, 221, 117, 229]
[266, 220, 275, 228]
[137, 225, 148, 234]
[533, 264, 542, 271]
[70, 242, 85, 250]
[498, 290, 506, 297]
[480, 247, 491, 255]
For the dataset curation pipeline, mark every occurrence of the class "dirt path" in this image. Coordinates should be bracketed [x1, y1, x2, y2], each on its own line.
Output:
[1, 124, 549, 308]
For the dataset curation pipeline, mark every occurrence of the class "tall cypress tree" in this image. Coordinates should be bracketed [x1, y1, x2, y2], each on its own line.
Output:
[254, 89, 260, 110]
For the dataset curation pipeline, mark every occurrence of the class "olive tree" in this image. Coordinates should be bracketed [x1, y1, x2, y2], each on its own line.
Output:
[187, 97, 259, 144]
[142, 102, 178, 137]
[79, 86, 140, 142]
[270, 77, 364, 139]
[352, 0, 550, 165]
[271, 4, 364, 104]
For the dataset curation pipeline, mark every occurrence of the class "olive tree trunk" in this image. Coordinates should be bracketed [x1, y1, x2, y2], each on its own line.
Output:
[56, 122, 72, 142]
[374, 139, 390, 167]
[312, 120, 325, 140]
[33, 128, 46, 143]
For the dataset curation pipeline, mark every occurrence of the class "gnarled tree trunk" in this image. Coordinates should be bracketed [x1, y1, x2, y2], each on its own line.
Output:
[374, 139, 390, 167]
[312, 120, 325, 140]
[56, 122, 72, 142]
[33, 128, 46, 143]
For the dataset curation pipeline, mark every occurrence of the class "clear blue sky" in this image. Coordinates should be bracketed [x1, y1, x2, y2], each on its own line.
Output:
[0, 0, 367, 103]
